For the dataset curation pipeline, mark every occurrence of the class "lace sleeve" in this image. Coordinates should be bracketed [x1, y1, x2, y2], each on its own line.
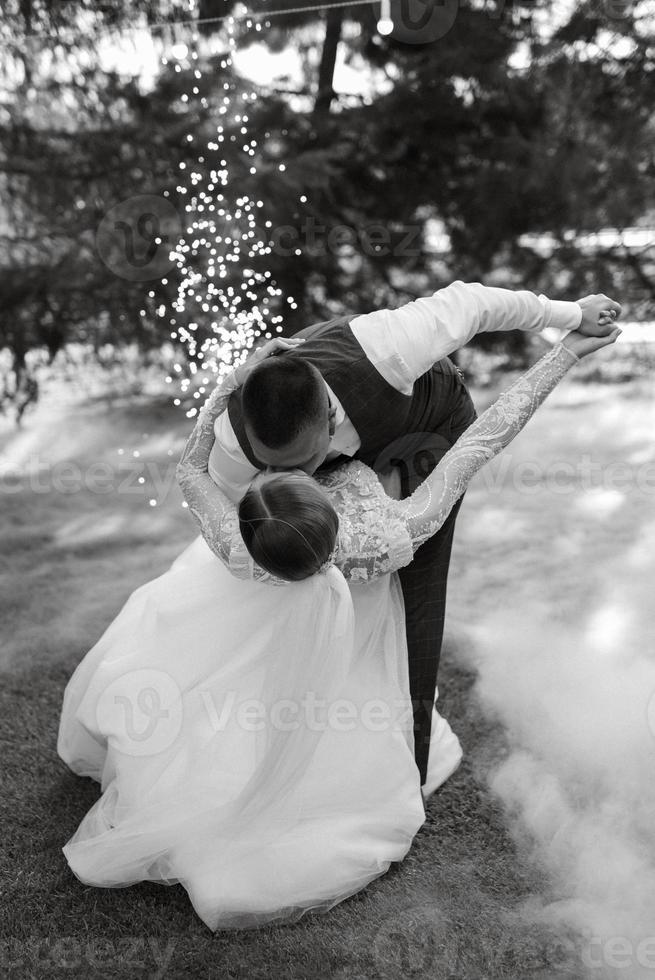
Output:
[176, 375, 290, 587]
[316, 464, 415, 584]
[398, 342, 580, 550]
[335, 521, 415, 584]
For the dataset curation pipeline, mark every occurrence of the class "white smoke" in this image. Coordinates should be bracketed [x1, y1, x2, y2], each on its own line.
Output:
[445, 376, 655, 979]
[456, 509, 655, 978]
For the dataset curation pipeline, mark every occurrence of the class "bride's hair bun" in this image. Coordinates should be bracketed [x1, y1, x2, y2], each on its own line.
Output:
[239, 473, 339, 581]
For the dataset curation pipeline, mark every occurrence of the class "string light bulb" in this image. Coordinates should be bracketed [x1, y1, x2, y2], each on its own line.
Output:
[377, 0, 394, 35]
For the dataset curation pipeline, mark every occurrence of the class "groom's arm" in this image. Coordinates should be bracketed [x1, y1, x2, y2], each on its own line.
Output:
[348, 280, 582, 393]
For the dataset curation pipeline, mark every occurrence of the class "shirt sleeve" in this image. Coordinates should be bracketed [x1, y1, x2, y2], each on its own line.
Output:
[206, 401, 260, 504]
[349, 280, 583, 394]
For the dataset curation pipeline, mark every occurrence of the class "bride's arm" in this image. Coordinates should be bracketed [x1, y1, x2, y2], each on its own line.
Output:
[176, 369, 247, 567]
[399, 332, 619, 550]
[332, 329, 620, 582]
[176, 339, 304, 585]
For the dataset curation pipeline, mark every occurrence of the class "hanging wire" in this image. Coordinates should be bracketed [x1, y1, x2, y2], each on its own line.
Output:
[20, 0, 380, 41]
[151, 0, 379, 29]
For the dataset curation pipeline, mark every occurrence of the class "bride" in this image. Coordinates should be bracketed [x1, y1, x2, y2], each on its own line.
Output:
[57, 323, 620, 931]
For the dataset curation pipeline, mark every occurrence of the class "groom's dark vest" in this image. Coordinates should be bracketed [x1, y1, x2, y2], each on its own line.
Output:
[227, 314, 463, 472]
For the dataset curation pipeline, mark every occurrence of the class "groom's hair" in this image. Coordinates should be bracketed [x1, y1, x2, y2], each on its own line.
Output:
[239, 473, 338, 581]
[241, 358, 324, 449]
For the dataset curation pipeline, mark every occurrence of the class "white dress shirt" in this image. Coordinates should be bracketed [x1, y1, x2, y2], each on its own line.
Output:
[208, 280, 582, 501]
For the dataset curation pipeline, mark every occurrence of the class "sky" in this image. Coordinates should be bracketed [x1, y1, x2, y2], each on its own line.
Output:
[94, 17, 388, 107]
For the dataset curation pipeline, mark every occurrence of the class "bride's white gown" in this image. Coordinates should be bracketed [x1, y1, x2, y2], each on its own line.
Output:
[57, 510, 459, 930]
[57, 342, 578, 930]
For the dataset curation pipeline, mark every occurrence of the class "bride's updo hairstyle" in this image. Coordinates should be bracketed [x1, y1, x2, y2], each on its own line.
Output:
[238, 472, 339, 581]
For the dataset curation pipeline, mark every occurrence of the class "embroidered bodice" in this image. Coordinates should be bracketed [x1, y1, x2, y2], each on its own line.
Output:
[177, 342, 579, 585]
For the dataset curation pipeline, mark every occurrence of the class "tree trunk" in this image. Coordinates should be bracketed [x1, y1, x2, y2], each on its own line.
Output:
[313, 7, 343, 118]
[625, 250, 655, 301]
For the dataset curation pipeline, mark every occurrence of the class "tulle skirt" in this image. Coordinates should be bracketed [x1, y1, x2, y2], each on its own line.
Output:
[58, 536, 459, 930]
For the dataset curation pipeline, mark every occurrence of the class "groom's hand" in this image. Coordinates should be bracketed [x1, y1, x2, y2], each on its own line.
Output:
[576, 294, 622, 336]
[233, 337, 306, 385]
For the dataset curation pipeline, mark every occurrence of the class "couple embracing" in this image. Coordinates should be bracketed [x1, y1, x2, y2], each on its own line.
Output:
[58, 280, 621, 930]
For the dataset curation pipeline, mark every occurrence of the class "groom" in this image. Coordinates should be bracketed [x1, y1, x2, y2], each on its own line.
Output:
[207, 281, 620, 789]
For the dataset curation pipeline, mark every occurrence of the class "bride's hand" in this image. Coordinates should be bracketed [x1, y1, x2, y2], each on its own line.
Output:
[562, 325, 622, 360]
[233, 337, 306, 385]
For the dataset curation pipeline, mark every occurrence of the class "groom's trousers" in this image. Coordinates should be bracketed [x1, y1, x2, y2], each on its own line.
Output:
[381, 360, 477, 785]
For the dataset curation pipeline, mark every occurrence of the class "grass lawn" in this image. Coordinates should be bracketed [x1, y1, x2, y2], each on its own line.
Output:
[1, 369, 651, 979]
